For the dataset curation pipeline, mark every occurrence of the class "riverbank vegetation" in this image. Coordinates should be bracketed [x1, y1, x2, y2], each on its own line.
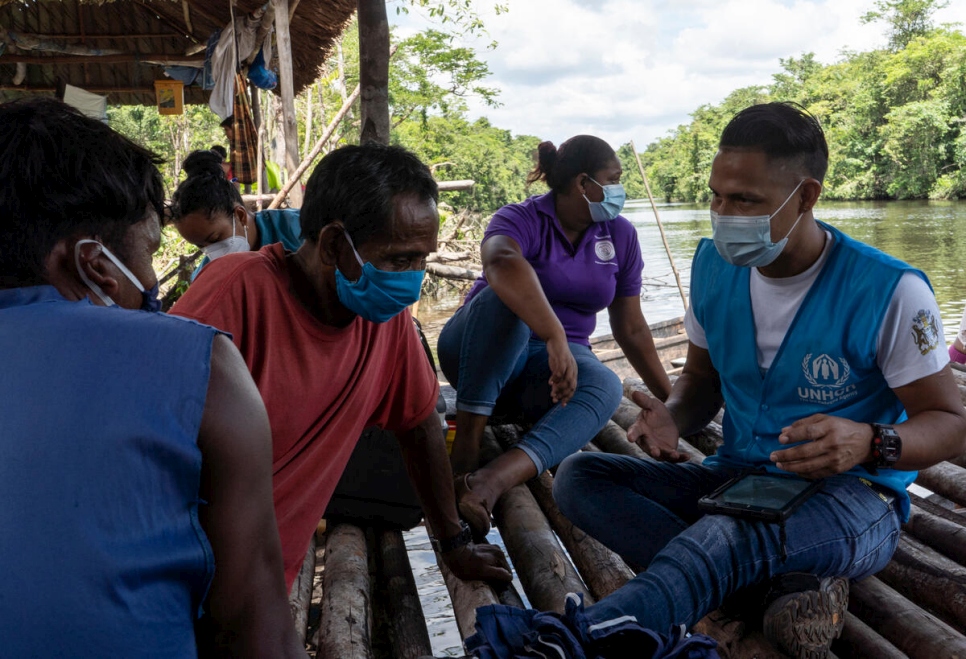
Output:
[640, 0, 966, 202]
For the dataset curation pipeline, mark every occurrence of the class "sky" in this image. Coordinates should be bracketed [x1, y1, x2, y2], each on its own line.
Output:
[391, 0, 966, 149]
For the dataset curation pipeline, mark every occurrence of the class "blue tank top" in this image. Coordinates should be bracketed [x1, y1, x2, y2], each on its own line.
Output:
[0, 286, 219, 657]
[692, 224, 927, 520]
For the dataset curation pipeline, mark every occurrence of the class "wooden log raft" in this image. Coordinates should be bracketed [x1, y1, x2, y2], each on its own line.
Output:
[376, 529, 433, 659]
[318, 524, 373, 659]
[289, 534, 318, 644]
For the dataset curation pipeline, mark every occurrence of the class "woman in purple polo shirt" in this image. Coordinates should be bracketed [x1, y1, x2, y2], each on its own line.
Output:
[437, 135, 672, 539]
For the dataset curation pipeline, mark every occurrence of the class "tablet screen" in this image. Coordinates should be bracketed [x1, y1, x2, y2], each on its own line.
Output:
[721, 474, 812, 510]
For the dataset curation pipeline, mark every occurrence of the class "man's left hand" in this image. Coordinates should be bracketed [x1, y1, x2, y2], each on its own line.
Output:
[443, 543, 513, 584]
[771, 414, 873, 479]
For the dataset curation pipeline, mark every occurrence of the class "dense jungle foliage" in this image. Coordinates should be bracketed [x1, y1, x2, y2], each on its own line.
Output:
[640, 0, 966, 202]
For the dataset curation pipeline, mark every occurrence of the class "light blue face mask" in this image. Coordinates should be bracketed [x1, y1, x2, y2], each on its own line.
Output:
[334, 230, 425, 323]
[584, 177, 626, 223]
[711, 180, 805, 268]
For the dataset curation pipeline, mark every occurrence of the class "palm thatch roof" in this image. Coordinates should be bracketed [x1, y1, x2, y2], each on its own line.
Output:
[0, 0, 355, 105]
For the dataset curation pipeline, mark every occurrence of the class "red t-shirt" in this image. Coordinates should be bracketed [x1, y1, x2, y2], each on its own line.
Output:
[171, 244, 439, 586]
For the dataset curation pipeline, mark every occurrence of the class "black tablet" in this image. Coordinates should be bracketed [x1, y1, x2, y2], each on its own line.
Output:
[698, 472, 823, 523]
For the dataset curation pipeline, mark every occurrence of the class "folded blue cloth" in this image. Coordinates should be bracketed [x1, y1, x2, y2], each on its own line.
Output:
[465, 593, 719, 659]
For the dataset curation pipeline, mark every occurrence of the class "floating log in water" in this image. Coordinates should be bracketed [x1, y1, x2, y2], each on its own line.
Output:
[376, 529, 433, 659]
[528, 470, 635, 600]
[877, 533, 966, 631]
[848, 577, 966, 658]
[423, 518, 501, 641]
[903, 503, 966, 565]
[426, 262, 481, 281]
[915, 461, 966, 508]
[318, 524, 373, 659]
[481, 432, 593, 613]
[290, 534, 317, 644]
[832, 612, 908, 659]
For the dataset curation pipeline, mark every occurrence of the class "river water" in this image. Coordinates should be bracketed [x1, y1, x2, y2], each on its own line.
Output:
[410, 198, 966, 656]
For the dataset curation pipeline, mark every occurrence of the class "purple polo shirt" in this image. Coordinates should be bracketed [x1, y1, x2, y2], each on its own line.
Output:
[464, 192, 644, 346]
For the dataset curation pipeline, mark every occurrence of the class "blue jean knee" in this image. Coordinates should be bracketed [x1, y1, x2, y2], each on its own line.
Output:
[437, 287, 531, 415]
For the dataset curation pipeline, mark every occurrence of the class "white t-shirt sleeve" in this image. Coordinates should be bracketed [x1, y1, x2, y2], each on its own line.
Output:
[684, 294, 708, 349]
[957, 305, 966, 346]
[877, 272, 948, 389]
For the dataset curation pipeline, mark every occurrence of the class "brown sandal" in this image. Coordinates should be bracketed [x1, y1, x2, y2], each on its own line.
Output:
[454, 472, 491, 542]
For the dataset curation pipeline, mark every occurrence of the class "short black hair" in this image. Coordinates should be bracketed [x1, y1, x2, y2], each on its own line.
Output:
[300, 143, 438, 245]
[719, 102, 829, 183]
[210, 145, 228, 161]
[0, 97, 164, 285]
[526, 135, 617, 194]
[169, 149, 243, 224]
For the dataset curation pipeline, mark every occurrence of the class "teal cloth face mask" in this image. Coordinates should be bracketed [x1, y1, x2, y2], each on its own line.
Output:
[584, 177, 626, 223]
[710, 180, 804, 268]
[334, 230, 425, 323]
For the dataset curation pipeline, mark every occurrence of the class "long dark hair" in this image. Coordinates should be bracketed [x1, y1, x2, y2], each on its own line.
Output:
[525, 135, 617, 194]
[169, 149, 243, 223]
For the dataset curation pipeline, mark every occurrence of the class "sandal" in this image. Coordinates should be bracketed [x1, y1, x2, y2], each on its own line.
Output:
[454, 472, 492, 542]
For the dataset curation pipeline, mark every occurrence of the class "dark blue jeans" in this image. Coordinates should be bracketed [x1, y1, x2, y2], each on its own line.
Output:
[437, 287, 622, 473]
[553, 453, 901, 630]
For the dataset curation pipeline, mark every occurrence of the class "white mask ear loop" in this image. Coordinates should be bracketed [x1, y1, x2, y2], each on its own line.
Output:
[74, 239, 146, 307]
[341, 227, 366, 268]
[771, 180, 806, 243]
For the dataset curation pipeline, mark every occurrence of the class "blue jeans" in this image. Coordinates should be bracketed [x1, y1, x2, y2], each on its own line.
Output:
[437, 287, 622, 474]
[553, 453, 901, 630]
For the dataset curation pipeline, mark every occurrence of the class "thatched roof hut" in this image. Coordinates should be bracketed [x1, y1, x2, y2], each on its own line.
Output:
[0, 0, 356, 105]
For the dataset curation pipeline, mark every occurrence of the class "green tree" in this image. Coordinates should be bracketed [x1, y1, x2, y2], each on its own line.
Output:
[861, 0, 949, 50]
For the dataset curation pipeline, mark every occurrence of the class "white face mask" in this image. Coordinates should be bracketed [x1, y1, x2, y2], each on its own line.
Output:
[710, 180, 805, 268]
[202, 216, 249, 261]
[74, 239, 154, 309]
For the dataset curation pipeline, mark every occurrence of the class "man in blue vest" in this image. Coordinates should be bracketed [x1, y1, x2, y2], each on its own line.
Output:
[0, 97, 303, 657]
[553, 102, 966, 657]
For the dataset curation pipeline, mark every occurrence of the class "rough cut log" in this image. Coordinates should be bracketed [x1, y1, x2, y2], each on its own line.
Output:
[436, 179, 475, 191]
[426, 262, 481, 281]
[272, 0, 303, 207]
[949, 452, 966, 469]
[832, 612, 908, 659]
[612, 396, 643, 431]
[903, 503, 966, 565]
[909, 492, 966, 527]
[915, 461, 966, 508]
[527, 470, 635, 600]
[498, 582, 527, 609]
[318, 523, 373, 659]
[876, 533, 966, 631]
[848, 577, 966, 658]
[357, 0, 391, 146]
[423, 519, 501, 640]
[426, 251, 472, 263]
[377, 529, 433, 659]
[289, 534, 317, 644]
[593, 419, 648, 459]
[692, 612, 785, 658]
[480, 433, 592, 613]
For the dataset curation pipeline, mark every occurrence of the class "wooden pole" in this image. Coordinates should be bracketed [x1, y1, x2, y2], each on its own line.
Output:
[876, 534, 966, 631]
[272, 0, 303, 207]
[288, 534, 317, 644]
[630, 139, 688, 311]
[268, 83, 361, 210]
[357, 0, 391, 146]
[376, 529, 433, 659]
[423, 519, 501, 640]
[318, 524, 373, 659]
[903, 503, 966, 565]
[848, 577, 966, 657]
[915, 461, 966, 507]
[832, 612, 908, 659]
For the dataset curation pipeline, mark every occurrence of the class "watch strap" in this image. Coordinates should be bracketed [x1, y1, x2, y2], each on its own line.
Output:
[430, 520, 473, 554]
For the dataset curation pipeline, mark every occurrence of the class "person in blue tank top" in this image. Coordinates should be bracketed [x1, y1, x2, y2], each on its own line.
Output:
[169, 149, 303, 281]
[553, 103, 966, 658]
[0, 98, 303, 658]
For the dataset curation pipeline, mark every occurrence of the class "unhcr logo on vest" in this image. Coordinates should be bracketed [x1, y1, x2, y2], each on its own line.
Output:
[797, 353, 858, 405]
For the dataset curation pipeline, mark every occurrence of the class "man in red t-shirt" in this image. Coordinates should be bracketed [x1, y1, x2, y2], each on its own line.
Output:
[172, 143, 511, 588]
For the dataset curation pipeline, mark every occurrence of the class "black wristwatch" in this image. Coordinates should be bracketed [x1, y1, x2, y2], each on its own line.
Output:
[430, 520, 473, 554]
[864, 423, 902, 474]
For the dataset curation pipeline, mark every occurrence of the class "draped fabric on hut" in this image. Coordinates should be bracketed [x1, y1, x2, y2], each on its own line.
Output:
[0, 0, 356, 106]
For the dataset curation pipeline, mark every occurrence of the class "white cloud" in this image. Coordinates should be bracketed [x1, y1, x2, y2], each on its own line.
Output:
[392, 0, 966, 149]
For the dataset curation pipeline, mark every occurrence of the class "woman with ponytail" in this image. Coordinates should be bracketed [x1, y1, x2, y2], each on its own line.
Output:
[170, 149, 302, 280]
[437, 135, 672, 540]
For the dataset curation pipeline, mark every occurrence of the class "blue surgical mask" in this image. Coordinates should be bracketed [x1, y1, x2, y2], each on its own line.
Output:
[711, 180, 805, 268]
[583, 177, 626, 223]
[334, 231, 425, 324]
[74, 239, 162, 312]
